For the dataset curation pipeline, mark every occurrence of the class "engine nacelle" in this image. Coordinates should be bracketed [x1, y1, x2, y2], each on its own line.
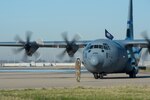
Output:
[25, 42, 39, 56]
[66, 44, 79, 57]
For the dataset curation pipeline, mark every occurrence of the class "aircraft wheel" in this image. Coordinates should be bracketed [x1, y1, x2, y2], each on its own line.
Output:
[129, 73, 136, 78]
[93, 73, 99, 79]
[129, 67, 137, 78]
[99, 74, 104, 79]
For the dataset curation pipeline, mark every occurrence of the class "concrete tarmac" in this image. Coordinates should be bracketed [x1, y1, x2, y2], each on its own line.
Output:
[0, 67, 150, 89]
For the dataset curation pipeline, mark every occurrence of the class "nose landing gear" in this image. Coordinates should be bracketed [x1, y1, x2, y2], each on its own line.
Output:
[93, 73, 105, 79]
[93, 73, 99, 79]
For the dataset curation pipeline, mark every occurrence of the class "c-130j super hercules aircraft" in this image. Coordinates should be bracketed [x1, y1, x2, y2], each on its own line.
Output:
[0, 0, 149, 79]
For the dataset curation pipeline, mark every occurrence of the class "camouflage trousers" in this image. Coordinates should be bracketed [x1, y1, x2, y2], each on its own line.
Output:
[75, 70, 81, 82]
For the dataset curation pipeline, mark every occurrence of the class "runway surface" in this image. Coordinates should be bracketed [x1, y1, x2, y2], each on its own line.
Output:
[0, 67, 150, 89]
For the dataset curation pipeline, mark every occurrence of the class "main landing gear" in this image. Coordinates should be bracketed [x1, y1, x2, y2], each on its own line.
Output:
[128, 67, 138, 78]
[126, 66, 139, 78]
[93, 73, 104, 79]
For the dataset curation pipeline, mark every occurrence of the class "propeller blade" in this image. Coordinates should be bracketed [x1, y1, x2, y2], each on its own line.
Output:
[26, 31, 32, 43]
[22, 52, 28, 62]
[142, 49, 149, 60]
[36, 38, 44, 45]
[71, 34, 80, 44]
[13, 47, 24, 54]
[141, 31, 150, 43]
[62, 32, 70, 45]
[57, 49, 67, 59]
[141, 31, 150, 54]
[34, 51, 41, 61]
[69, 56, 76, 62]
[15, 35, 25, 44]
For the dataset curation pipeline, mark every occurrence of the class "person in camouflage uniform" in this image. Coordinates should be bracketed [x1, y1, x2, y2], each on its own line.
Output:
[75, 58, 81, 82]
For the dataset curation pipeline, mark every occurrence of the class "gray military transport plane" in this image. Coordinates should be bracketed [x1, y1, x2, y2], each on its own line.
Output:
[0, 0, 149, 79]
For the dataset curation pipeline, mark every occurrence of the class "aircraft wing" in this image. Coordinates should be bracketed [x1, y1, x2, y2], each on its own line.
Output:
[0, 40, 148, 48]
[0, 40, 91, 48]
[38, 40, 91, 48]
[118, 39, 148, 48]
[0, 42, 23, 47]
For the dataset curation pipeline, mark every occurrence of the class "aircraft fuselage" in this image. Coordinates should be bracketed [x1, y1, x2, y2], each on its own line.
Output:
[83, 39, 130, 74]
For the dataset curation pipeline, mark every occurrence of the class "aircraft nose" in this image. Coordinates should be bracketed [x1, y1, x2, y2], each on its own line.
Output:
[89, 54, 103, 67]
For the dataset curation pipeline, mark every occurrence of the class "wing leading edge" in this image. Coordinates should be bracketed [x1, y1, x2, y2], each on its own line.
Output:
[0, 40, 148, 48]
[0, 40, 91, 48]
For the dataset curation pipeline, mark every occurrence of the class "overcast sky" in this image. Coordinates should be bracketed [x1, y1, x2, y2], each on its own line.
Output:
[0, 0, 149, 61]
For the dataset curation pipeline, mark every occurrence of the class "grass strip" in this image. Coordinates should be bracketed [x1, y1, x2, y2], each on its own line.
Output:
[0, 86, 150, 100]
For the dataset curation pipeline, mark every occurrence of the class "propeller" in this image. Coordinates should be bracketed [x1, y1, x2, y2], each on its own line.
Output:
[141, 31, 150, 60]
[58, 32, 80, 59]
[14, 31, 39, 61]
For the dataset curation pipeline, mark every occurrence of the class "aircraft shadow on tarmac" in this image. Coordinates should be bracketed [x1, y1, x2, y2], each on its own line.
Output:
[0, 75, 77, 79]
[103, 76, 150, 79]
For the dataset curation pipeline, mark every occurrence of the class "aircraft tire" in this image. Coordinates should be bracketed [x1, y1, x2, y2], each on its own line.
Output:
[93, 73, 99, 79]
[129, 67, 137, 78]
[99, 74, 104, 79]
[129, 73, 136, 78]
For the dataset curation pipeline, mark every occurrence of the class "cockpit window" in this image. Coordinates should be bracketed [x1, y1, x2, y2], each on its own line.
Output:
[90, 45, 103, 49]
[103, 43, 110, 50]
[89, 43, 110, 50]
[99, 45, 103, 49]
[94, 45, 99, 48]
[90, 45, 94, 49]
